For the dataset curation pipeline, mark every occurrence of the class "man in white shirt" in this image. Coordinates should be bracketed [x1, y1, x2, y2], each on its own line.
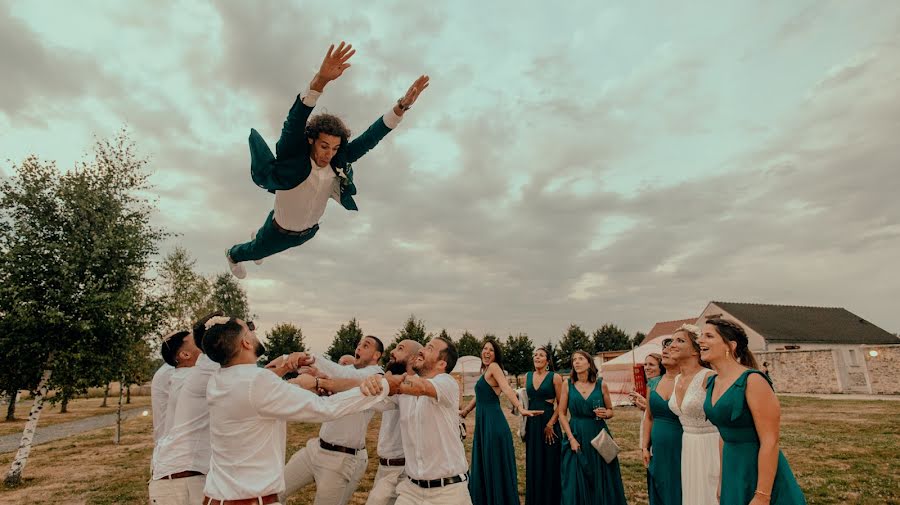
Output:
[150, 330, 201, 477]
[281, 335, 385, 505]
[365, 340, 423, 505]
[149, 313, 221, 504]
[361, 336, 472, 505]
[225, 41, 429, 279]
[200, 317, 389, 505]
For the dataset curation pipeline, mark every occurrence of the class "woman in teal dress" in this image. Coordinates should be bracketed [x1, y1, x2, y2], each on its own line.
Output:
[699, 318, 807, 505]
[524, 346, 563, 505]
[642, 343, 683, 505]
[558, 350, 628, 505]
[460, 339, 540, 505]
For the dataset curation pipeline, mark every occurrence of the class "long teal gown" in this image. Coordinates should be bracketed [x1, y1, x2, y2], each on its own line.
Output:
[560, 379, 628, 505]
[704, 370, 807, 505]
[647, 377, 683, 505]
[524, 371, 561, 505]
[469, 375, 521, 505]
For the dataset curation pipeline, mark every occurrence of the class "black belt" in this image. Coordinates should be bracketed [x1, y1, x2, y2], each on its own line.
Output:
[409, 473, 468, 489]
[379, 457, 405, 467]
[272, 219, 318, 237]
[162, 470, 204, 480]
[320, 440, 361, 455]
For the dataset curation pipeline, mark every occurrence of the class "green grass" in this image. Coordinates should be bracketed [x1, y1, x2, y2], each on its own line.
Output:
[1, 396, 898, 504]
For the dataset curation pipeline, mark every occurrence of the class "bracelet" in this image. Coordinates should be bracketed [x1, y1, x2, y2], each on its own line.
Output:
[754, 490, 771, 498]
[396, 98, 411, 111]
[315, 377, 320, 390]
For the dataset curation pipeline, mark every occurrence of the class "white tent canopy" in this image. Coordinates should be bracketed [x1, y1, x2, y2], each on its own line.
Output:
[599, 335, 669, 406]
[451, 355, 482, 397]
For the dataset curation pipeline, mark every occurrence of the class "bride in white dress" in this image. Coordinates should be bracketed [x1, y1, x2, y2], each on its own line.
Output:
[667, 324, 720, 505]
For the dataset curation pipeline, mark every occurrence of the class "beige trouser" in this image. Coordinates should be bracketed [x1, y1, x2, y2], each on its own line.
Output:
[364, 464, 406, 505]
[148, 475, 205, 505]
[394, 479, 472, 505]
[281, 438, 367, 505]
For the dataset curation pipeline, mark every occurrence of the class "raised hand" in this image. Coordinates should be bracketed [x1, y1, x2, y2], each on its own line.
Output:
[397, 75, 430, 111]
[318, 42, 355, 82]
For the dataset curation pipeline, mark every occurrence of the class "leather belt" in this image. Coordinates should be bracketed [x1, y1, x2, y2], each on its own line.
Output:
[162, 470, 204, 480]
[271, 219, 318, 237]
[203, 494, 278, 505]
[320, 439, 360, 455]
[379, 457, 405, 467]
[409, 472, 468, 489]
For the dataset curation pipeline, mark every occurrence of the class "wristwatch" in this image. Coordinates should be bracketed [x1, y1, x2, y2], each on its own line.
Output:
[397, 98, 411, 111]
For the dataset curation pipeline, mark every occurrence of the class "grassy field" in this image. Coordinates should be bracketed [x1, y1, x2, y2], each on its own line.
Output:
[0, 396, 152, 437]
[0, 396, 897, 504]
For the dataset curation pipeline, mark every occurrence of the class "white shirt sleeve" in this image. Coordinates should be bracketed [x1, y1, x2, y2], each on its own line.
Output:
[314, 354, 383, 379]
[370, 395, 400, 413]
[382, 107, 403, 130]
[301, 88, 322, 107]
[250, 371, 388, 422]
[429, 374, 459, 409]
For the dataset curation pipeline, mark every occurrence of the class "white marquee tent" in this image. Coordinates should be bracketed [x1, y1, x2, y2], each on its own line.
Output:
[599, 335, 669, 406]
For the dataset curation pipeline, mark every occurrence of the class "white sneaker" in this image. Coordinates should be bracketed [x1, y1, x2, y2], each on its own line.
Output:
[251, 232, 263, 265]
[225, 250, 247, 279]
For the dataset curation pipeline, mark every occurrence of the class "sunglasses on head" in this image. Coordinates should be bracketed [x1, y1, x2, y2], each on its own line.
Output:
[662, 338, 673, 348]
[246, 321, 256, 331]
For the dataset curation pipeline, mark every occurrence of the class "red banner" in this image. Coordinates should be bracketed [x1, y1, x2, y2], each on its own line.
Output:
[632, 364, 647, 398]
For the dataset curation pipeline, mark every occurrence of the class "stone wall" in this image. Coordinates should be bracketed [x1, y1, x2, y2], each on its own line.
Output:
[755, 349, 842, 394]
[862, 344, 900, 395]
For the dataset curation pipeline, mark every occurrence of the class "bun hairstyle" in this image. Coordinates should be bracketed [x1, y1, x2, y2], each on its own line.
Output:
[705, 318, 759, 369]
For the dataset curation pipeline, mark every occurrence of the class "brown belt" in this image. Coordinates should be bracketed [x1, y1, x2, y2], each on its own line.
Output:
[203, 494, 278, 505]
[320, 439, 360, 455]
[379, 457, 405, 467]
[162, 470, 204, 480]
[271, 219, 318, 237]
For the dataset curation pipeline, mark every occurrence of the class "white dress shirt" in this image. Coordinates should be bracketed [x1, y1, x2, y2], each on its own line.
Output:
[312, 354, 384, 450]
[380, 374, 468, 480]
[203, 364, 389, 500]
[150, 363, 175, 443]
[376, 409, 404, 459]
[272, 89, 403, 232]
[153, 354, 220, 479]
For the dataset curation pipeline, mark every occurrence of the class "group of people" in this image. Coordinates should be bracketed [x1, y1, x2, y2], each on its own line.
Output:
[632, 320, 808, 505]
[150, 312, 469, 505]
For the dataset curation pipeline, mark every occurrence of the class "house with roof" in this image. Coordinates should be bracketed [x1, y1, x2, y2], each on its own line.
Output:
[640, 318, 698, 346]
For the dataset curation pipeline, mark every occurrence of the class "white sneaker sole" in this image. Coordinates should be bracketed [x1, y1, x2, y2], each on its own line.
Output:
[226, 251, 247, 279]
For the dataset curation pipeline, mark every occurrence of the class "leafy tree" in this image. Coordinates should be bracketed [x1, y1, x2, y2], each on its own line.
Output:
[382, 315, 432, 366]
[0, 130, 165, 485]
[591, 323, 632, 353]
[326, 318, 364, 362]
[631, 331, 647, 348]
[258, 323, 306, 377]
[558, 324, 593, 368]
[158, 247, 212, 335]
[502, 334, 534, 386]
[456, 331, 482, 357]
[208, 273, 251, 320]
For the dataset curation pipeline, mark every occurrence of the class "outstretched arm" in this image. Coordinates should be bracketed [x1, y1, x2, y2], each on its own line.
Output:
[276, 42, 356, 160]
[486, 363, 540, 416]
[345, 75, 430, 163]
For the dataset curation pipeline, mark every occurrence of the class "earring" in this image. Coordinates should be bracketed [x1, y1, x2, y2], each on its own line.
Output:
[725, 350, 731, 359]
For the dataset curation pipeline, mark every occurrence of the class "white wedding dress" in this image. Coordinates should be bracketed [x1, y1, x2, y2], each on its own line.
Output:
[669, 368, 720, 505]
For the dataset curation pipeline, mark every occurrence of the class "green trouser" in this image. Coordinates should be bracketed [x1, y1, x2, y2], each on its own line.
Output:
[228, 211, 319, 263]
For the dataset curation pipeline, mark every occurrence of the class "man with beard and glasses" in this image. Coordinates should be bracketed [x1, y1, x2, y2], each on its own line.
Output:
[149, 314, 218, 505]
[200, 318, 389, 505]
[278, 335, 385, 505]
[360, 336, 472, 505]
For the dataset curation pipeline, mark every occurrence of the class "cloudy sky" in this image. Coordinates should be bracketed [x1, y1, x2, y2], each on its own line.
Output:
[3, 1, 899, 352]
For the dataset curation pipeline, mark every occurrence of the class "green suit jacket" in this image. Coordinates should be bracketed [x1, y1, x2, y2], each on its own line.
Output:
[248, 95, 394, 211]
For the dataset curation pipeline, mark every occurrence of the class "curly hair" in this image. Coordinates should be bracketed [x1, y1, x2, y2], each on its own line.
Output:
[306, 113, 351, 144]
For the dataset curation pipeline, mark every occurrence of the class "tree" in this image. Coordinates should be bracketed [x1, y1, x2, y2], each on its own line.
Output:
[258, 323, 306, 377]
[456, 331, 482, 357]
[158, 247, 212, 335]
[631, 331, 647, 348]
[1, 130, 166, 485]
[591, 323, 632, 353]
[542, 340, 565, 372]
[208, 273, 251, 320]
[382, 315, 432, 366]
[326, 318, 364, 361]
[557, 324, 593, 368]
[503, 334, 534, 386]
